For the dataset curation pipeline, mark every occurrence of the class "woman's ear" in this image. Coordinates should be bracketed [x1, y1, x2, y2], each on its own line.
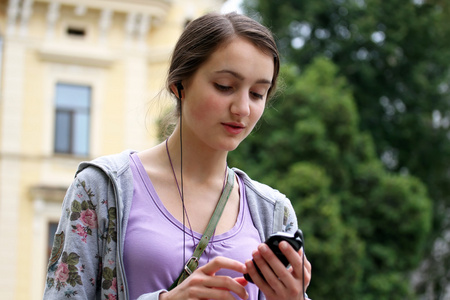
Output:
[170, 81, 184, 100]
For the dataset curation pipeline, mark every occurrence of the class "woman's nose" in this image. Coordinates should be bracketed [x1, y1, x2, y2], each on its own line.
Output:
[230, 92, 250, 117]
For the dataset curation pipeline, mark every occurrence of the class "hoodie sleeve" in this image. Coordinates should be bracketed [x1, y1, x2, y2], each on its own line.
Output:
[43, 167, 119, 299]
[282, 197, 298, 234]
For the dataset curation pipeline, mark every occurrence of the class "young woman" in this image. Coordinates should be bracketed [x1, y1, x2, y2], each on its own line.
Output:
[44, 12, 311, 300]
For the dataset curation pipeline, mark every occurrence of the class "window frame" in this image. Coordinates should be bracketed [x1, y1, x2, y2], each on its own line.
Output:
[53, 82, 92, 157]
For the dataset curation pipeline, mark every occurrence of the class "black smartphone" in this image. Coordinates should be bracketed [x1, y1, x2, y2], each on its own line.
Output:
[244, 229, 303, 283]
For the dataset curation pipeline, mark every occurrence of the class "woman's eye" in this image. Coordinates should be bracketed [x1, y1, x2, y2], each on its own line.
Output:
[251, 91, 264, 100]
[215, 83, 232, 92]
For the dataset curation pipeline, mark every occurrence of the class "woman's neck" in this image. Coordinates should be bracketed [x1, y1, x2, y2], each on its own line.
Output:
[165, 130, 229, 186]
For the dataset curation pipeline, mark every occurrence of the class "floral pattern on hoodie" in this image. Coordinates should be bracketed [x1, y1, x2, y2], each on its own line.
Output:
[45, 178, 120, 299]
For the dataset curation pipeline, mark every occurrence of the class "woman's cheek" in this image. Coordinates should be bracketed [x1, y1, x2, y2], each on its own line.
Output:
[251, 102, 265, 122]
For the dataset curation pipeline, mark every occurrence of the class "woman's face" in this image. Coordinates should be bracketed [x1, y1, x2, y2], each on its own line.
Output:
[180, 37, 274, 152]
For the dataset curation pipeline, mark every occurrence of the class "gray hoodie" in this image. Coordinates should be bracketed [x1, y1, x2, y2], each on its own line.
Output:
[43, 150, 298, 300]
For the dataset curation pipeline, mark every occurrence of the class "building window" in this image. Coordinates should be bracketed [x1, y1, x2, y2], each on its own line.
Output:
[54, 83, 91, 156]
[47, 222, 59, 261]
[67, 26, 86, 38]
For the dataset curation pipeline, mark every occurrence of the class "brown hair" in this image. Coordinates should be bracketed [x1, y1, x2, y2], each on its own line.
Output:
[167, 12, 280, 111]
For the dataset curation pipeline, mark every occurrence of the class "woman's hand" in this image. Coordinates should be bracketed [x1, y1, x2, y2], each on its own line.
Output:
[245, 241, 312, 300]
[159, 256, 249, 300]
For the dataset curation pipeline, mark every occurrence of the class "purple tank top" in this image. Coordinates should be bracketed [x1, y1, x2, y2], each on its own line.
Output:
[124, 153, 261, 299]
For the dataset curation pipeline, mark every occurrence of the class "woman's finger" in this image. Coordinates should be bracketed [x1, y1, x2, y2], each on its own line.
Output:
[279, 242, 311, 285]
[198, 256, 247, 275]
[255, 244, 290, 288]
[234, 277, 248, 287]
[192, 257, 249, 299]
[245, 246, 285, 295]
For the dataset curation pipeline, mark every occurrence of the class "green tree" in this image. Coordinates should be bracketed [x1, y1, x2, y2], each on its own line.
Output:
[242, 0, 450, 297]
[230, 58, 432, 298]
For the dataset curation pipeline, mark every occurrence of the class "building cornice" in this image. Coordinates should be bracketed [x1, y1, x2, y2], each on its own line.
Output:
[30, 185, 69, 203]
[36, 42, 174, 67]
[38, 42, 116, 68]
[35, 0, 172, 20]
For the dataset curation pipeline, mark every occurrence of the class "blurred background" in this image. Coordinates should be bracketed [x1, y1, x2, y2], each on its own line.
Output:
[0, 0, 449, 299]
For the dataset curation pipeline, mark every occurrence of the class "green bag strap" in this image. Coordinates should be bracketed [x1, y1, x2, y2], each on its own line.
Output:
[169, 167, 235, 290]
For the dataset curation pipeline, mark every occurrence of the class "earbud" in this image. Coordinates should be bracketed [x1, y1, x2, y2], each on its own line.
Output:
[175, 81, 184, 100]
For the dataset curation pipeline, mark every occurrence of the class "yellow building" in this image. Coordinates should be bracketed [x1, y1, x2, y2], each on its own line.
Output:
[0, 0, 229, 298]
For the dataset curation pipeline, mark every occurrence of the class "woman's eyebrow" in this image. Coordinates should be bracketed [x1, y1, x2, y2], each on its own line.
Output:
[215, 69, 272, 85]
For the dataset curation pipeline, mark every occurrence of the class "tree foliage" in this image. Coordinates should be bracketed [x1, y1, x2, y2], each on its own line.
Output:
[230, 58, 432, 298]
[240, 0, 450, 297]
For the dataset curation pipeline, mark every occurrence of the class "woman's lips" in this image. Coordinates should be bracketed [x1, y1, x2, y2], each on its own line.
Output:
[222, 122, 245, 134]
